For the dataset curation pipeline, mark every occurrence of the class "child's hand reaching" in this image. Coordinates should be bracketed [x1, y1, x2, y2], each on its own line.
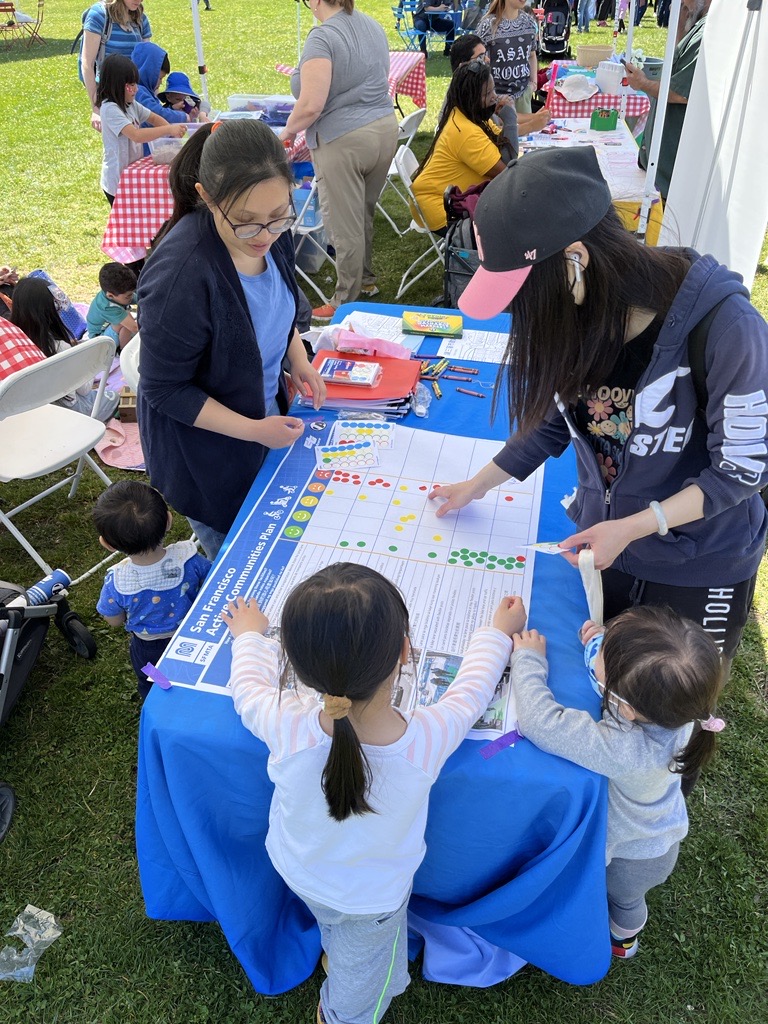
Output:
[513, 629, 547, 657]
[222, 597, 269, 637]
[579, 619, 605, 646]
[492, 596, 527, 637]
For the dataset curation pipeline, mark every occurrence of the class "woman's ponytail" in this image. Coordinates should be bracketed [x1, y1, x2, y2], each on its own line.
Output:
[151, 123, 213, 248]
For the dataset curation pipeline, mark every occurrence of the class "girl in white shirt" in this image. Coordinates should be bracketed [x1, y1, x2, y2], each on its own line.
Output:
[224, 563, 524, 1024]
[96, 54, 185, 204]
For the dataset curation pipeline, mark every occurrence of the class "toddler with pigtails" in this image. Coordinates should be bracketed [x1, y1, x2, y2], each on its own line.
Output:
[510, 604, 724, 959]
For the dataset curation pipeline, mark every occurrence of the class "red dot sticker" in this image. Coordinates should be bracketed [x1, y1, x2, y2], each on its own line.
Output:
[504, 495, 514, 502]
[419, 485, 427, 491]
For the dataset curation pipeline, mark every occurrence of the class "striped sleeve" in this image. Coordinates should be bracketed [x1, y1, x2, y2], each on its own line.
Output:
[230, 632, 319, 760]
[406, 627, 513, 776]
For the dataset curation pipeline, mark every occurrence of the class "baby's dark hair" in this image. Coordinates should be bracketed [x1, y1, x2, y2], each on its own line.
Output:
[98, 262, 137, 296]
[280, 563, 410, 822]
[601, 606, 723, 777]
[92, 480, 169, 555]
[96, 54, 140, 112]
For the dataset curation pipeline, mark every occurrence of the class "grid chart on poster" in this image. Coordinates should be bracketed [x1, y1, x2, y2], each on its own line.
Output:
[158, 426, 544, 695]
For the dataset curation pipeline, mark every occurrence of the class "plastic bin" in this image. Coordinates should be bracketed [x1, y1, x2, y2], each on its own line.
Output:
[227, 94, 296, 125]
[148, 136, 185, 165]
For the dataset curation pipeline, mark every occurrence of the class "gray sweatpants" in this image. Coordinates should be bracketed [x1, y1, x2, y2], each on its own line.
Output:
[607, 843, 680, 935]
[302, 894, 410, 1024]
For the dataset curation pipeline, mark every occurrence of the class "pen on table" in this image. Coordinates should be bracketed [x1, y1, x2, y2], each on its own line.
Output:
[456, 387, 485, 399]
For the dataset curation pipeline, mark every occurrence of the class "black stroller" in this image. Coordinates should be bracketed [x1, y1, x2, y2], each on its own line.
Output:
[539, 0, 572, 60]
[0, 576, 96, 729]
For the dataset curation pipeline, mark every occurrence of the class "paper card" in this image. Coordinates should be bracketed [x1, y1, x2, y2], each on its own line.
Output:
[329, 420, 396, 450]
[315, 441, 380, 470]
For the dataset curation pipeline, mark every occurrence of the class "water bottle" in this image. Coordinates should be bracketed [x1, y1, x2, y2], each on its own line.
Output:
[25, 569, 71, 607]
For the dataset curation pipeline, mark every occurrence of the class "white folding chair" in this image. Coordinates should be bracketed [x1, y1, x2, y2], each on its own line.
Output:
[376, 108, 427, 237]
[120, 331, 141, 392]
[0, 336, 115, 574]
[292, 178, 337, 306]
[393, 148, 446, 300]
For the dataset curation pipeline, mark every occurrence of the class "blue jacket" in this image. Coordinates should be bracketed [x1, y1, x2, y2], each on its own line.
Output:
[131, 41, 186, 128]
[137, 209, 300, 534]
[493, 254, 768, 586]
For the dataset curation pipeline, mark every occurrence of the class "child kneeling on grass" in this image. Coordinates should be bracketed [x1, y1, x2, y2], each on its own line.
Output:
[510, 605, 724, 959]
[224, 563, 525, 1024]
[93, 481, 210, 699]
[86, 262, 138, 350]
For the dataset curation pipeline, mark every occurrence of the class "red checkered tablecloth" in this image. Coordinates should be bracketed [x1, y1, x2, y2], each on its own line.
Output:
[387, 50, 427, 110]
[544, 61, 650, 120]
[277, 49, 427, 112]
[546, 90, 650, 119]
[101, 157, 173, 263]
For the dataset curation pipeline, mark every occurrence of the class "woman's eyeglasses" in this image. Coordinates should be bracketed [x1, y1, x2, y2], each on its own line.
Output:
[214, 201, 297, 240]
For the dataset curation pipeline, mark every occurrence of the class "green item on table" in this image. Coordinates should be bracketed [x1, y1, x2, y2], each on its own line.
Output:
[590, 108, 619, 131]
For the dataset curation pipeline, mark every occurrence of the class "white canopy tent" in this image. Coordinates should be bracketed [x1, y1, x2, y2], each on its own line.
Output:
[188, 0, 306, 104]
[659, 0, 768, 291]
[620, 0, 767, 289]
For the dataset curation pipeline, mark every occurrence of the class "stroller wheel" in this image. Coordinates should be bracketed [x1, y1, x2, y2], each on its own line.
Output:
[56, 612, 98, 660]
[0, 782, 16, 843]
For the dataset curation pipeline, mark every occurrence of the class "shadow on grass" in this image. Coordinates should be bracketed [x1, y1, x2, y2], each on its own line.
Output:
[0, 38, 76, 64]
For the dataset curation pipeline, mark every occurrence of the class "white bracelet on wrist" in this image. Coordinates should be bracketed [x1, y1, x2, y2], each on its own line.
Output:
[649, 500, 669, 536]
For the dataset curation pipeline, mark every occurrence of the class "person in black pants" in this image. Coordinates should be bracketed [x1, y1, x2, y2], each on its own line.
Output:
[413, 1, 456, 56]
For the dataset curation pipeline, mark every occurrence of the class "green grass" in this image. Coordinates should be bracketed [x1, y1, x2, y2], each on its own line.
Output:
[1, 3, 767, 1022]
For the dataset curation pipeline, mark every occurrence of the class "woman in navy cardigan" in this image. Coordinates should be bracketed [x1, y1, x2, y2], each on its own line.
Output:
[138, 120, 325, 559]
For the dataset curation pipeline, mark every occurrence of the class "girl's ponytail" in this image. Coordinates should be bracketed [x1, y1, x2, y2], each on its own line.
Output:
[322, 714, 374, 822]
[674, 728, 717, 779]
[280, 563, 410, 823]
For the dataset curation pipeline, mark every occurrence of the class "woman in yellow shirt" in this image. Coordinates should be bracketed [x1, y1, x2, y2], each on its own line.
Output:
[411, 61, 516, 234]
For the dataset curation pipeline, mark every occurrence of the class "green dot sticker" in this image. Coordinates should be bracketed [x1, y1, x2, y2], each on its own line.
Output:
[283, 526, 303, 539]
[357, 541, 366, 548]
[488, 555, 498, 562]
[428, 552, 437, 559]
[389, 545, 398, 552]
[487, 562, 495, 569]
[480, 550, 488, 558]
[451, 550, 460, 557]
[340, 540, 349, 547]
[460, 548, 469, 555]
[448, 558, 457, 564]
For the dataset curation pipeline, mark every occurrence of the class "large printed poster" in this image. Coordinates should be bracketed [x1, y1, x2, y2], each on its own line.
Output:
[158, 425, 544, 734]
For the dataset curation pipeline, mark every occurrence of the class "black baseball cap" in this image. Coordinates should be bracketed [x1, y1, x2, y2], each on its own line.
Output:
[458, 147, 613, 320]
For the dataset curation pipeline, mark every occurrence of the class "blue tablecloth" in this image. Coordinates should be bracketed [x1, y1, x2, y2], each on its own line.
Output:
[136, 304, 610, 994]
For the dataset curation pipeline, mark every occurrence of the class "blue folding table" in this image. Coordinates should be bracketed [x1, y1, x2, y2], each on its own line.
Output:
[136, 304, 610, 993]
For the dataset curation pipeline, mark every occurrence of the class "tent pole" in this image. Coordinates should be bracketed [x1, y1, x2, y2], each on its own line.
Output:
[635, 0, 683, 243]
[190, 0, 209, 103]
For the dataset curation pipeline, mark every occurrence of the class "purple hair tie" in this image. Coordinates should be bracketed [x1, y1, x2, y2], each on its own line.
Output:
[700, 715, 726, 733]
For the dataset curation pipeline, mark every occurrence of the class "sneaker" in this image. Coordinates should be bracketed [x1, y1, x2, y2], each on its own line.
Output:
[360, 284, 380, 297]
[611, 933, 639, 958]
[598, 19, 608, 26]
[312, 304, 336, 321]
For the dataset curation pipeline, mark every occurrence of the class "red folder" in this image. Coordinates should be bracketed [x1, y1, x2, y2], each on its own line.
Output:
[312, 350, 420, 402]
